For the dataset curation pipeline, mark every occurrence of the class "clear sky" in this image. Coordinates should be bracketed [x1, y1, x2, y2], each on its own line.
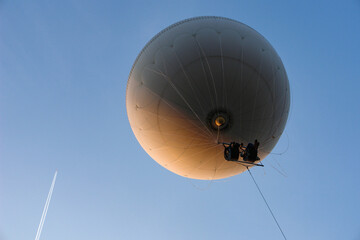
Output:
[1, 1, 360, 239]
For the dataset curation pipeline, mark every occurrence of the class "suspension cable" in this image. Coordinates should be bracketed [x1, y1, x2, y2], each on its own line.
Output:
[247, 167, 288, 240]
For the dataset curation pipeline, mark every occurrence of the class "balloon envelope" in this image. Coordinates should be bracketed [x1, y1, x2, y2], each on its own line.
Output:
[126, 16, 290, 180]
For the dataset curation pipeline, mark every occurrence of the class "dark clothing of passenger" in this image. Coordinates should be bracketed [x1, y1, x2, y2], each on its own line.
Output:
[230, 142, 240, 160]
[243, 143, 258, 162]
[224, 142, 240, 161]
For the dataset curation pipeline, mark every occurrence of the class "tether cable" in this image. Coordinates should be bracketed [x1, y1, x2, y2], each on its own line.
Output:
[247, 167, 288, 240]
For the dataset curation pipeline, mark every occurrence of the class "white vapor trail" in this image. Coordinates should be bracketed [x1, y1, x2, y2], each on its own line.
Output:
[34, 171, 57, 240]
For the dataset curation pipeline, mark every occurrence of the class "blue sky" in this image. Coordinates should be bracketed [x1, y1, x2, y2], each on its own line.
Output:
[1, 0, 360, 239]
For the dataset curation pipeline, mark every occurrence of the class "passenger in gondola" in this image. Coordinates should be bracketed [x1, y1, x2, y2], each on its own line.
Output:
[241, 139, 260, 162]
[224, 142, 240, 161]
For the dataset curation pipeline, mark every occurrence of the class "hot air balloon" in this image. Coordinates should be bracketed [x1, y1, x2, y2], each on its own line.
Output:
[126, 16, 290, 180]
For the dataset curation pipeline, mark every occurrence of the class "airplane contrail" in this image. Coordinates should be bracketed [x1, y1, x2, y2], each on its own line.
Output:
[34, 171, 57, 240]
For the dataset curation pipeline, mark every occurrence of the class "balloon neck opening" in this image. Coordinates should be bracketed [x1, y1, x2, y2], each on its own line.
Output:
[208, 111, 230, 131]
[215, 116, 226, 127]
